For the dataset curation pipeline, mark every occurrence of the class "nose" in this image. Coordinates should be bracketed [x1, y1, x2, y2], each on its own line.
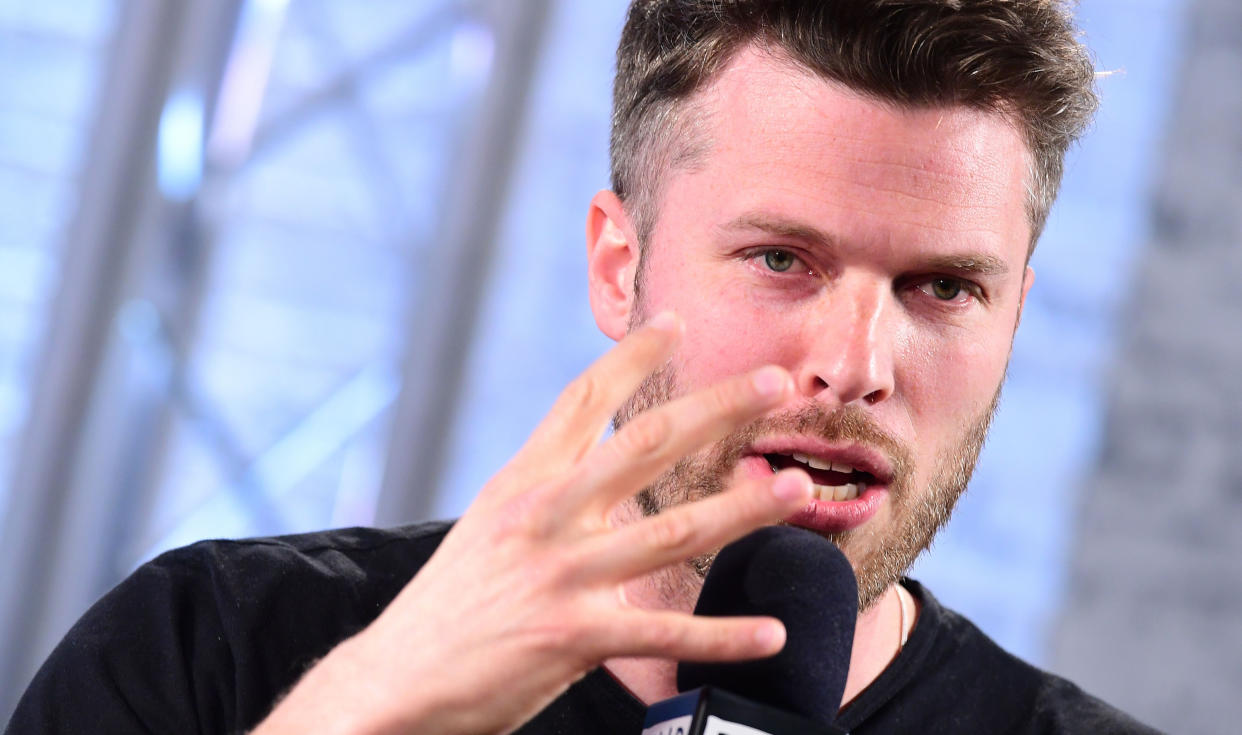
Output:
[795, 277, 895, 406]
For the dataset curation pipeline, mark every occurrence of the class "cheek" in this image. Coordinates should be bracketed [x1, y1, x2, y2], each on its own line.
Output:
[898, 324, 1010, 430]
[665, 289, 804, 390]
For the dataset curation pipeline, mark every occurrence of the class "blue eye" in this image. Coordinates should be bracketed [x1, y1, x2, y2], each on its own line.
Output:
[763, 250, 797, 272]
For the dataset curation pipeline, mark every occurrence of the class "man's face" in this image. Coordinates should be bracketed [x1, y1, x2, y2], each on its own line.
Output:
[601, 47, 1035, 611]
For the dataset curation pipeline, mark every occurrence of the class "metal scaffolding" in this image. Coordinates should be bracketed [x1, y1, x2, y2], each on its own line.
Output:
[0, 0, 552, 721]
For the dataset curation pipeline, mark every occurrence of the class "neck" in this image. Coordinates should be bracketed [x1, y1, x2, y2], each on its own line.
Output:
[603, 507, 918, 710]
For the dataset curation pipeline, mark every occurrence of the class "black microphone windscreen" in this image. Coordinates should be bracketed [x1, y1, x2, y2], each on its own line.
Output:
[677, 525, 857, 726]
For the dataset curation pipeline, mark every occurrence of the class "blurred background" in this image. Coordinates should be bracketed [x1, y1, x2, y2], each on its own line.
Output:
[0, 0, 1237, 731]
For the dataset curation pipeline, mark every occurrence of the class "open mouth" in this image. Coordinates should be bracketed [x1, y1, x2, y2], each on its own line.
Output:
[763, 452, 881, 502]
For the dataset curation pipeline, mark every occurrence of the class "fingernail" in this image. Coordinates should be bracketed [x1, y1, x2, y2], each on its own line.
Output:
[649, 311, 680, 334]
[751, 366, 788, 397]
[771, 470, 811, 501]
[755, 621, 786, 651]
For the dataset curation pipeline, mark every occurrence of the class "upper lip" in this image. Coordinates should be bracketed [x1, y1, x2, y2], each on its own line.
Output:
[747, 436, 895, 485]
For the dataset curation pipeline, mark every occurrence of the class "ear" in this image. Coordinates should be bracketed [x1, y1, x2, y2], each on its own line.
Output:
[1015, 265, 1035, 330]
[585, 189, 641, 342]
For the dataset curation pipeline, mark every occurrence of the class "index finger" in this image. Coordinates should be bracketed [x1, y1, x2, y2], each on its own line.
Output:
[518, 311, 683, 467]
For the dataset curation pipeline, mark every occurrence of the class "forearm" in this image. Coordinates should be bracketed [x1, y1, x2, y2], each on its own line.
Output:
[254, 636, 455, 735]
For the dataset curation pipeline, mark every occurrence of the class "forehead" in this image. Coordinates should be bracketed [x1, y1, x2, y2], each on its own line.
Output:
[657, 46, 1033, 260]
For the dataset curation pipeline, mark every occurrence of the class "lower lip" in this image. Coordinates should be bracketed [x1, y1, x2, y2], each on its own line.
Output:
[740, 454, 887, 534]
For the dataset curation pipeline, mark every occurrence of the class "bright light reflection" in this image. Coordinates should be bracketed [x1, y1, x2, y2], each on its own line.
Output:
[450, 21, 494, 88]
[157, 89, 204, 201]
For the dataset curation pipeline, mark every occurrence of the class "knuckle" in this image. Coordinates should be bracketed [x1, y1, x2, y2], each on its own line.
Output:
[528, 615, 587, 656]
[707, 625, 748, 656]
[553, 611, 613, 660]
[734, 478, 775, 516]
[560, 374, 601, 414]
[638, 621, 685, 653]
[710, 376, 754, 416]
[614, 411, 672, 458]
[646, 513, 697, 554]
[534, 552, 580, 589]
[492, 483, 559, 539]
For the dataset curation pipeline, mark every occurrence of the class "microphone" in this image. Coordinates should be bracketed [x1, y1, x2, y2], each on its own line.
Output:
[642, 526, 857, 735]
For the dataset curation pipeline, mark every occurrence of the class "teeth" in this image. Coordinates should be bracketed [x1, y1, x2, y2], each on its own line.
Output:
[773, 453, 867, 483]
[790, 452, 836, 471]
[806, 456, 833, 471]
[811, 482, 864, 502]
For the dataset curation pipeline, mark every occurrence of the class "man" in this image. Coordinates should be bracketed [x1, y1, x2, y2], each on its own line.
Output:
[7, 1, 1157, 733]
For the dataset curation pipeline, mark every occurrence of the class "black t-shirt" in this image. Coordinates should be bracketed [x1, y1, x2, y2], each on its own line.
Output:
[6, 522, 1159, 734]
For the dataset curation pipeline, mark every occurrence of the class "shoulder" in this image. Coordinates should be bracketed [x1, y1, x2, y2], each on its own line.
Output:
[128, 520, 457, 673]
[8, 521, 454, 734]
[108, 521, 455, 640]
[148, 520, 454, 596]
[928, 589, 1158, 733]
[842, 581, 1162, 734]
[157, 519, 454, 570]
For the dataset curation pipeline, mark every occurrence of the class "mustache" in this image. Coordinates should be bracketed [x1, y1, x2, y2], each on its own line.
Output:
[614, 362, 913, 484]
[708, 402, 913, 482]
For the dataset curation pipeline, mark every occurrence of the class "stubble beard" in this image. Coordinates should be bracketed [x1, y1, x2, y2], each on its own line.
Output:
[613, 361, 999, 613]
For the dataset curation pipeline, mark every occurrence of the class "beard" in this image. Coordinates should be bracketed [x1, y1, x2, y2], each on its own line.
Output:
[613, 360, 999, 612]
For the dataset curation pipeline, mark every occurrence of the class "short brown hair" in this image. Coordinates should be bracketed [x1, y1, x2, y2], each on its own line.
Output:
[610, 0, 1098, 256]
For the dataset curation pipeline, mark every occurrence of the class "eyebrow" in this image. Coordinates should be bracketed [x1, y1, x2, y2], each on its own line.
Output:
[918, 254, 1010, 278]
[720, 214, 837, 248]
[719, 213, 1010, 278]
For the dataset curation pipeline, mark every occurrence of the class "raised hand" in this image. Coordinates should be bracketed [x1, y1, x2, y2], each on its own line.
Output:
[254, 313, 812, 735]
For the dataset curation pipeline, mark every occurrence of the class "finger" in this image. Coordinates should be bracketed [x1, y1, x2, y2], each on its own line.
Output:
[608, 608, 786, 663]
[573, 469, 812, 583]
[517, 311, 683, 467]
[560, 365, 793, 515]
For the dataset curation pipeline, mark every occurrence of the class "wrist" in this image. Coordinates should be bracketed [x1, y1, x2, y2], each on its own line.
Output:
[253, 635, 412, 735]
[259, 630, 493, 735]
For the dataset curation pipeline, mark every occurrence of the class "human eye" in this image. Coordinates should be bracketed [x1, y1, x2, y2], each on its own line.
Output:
[750, 248, 811, 275]
[913, 276, 982, 305]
